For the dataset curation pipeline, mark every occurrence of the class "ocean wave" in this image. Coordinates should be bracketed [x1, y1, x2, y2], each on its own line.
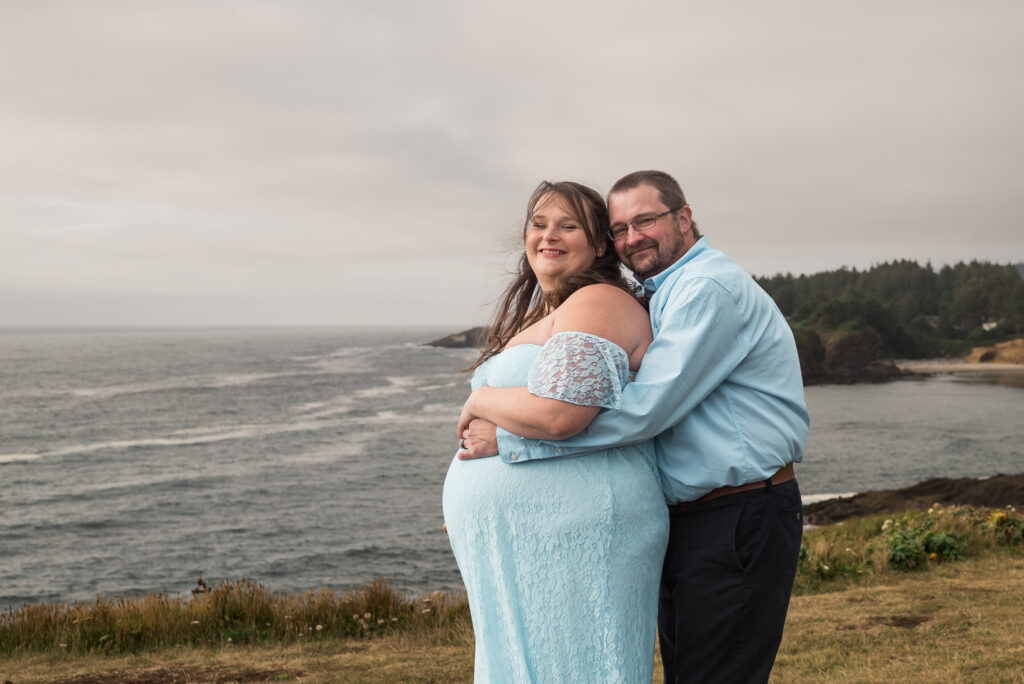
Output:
[0, 454, 42, 464]
[41, 419, 349, 458]
[417, 381, 462, 392]
[14, 406, 451, 463]
[48, 371, 309, 401]
[301, 405, 355, 420]
[353, 376, 420, 398]
[420, 403, 462, 414]
[361, 411, 454, 426]
[291, 397, 356, 420]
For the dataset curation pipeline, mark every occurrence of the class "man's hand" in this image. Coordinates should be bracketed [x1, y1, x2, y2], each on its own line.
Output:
[458, 418, 499, 460]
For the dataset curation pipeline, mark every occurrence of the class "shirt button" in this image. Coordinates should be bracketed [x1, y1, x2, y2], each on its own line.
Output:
[509, 453, 518, 461]
[557, 448, 563, 454]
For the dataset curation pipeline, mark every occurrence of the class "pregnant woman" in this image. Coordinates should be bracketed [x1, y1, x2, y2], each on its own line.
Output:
[442, 180, 668, 683]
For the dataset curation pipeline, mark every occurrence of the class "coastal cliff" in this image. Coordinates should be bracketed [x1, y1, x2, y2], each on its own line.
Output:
[967, 338, 1024, 364]
[792, 326, 912, 385]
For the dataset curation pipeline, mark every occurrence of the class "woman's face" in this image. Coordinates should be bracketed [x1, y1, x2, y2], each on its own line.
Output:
[525, 192, 605, 292]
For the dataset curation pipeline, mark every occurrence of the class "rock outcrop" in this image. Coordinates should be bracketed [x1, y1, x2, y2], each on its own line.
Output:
[966, 338, 1024, 364]
[793, 326, 911, 385]
[426, 327, 489, 349]
[804, 473, 1024, 525]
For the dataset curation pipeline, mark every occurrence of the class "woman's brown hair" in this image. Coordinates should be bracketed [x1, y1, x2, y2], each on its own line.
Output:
[470, 180, 640, 370]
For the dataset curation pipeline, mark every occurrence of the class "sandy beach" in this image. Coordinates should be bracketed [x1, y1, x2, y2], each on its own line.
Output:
[896, 359, 1024, 374]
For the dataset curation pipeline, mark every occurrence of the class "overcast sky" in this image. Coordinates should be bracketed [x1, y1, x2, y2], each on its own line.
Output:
[1, 1, 1021, 328]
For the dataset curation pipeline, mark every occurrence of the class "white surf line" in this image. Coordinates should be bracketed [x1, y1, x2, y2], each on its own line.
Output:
[0, 454, 43, 464]
[802, 492, 858, 505]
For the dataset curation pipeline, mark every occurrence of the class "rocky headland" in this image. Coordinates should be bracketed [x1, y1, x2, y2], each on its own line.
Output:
[803, 473, 1024, 525]
[426, 327, 489, 349]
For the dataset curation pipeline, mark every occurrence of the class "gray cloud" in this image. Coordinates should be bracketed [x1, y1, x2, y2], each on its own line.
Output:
[1, 0, 1021, 327]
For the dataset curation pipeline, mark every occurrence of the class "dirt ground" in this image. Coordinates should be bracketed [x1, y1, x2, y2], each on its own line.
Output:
[42, 666, 297, 684]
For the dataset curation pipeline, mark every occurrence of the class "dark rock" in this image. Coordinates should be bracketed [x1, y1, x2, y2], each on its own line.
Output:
[792, 326, 825, 380]
[426, 327, 489, 349]
[804, 473, 1024, 525]
[823, 329, 881, 375]
[794, 325, 910, 385]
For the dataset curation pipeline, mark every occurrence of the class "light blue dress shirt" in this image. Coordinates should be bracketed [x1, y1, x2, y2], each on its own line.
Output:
[496, 237, 810, 504]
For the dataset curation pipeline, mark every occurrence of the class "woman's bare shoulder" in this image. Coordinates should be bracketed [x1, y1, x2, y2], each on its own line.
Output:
[551, 284, 651, 352]
[560, 283, 646, 317]
[563, 282, 638, 303]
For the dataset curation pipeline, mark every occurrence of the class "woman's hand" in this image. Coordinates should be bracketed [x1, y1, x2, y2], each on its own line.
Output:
[459, 418, 500, 460]
[457, 390, 481, 437]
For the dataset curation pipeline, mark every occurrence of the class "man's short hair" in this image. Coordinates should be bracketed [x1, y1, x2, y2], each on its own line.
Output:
[609, 170, 701, 238]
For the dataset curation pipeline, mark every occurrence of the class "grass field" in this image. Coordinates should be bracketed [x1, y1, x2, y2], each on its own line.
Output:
[4, 506, 1023, 683]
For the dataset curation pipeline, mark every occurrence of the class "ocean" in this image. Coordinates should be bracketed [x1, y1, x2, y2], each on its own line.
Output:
[2, 328, 1022, 611]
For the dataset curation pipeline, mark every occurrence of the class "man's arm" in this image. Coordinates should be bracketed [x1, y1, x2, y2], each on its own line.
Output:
[496, 278, 750, 463]
[457, 283, 649, 459]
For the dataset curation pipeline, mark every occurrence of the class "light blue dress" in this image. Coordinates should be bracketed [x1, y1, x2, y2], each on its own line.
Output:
[443, 332, 669, 683]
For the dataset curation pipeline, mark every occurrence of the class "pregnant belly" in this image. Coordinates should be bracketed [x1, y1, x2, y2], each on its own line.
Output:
[442, 448, 665, 540]
[442, 453, 525, 527]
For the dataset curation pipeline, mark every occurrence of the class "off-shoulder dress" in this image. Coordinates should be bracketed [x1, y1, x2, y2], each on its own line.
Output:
[443, 332, 669, 683]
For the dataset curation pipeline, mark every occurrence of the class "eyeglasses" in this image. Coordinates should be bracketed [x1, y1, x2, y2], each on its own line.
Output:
[608, 207, 680, 242]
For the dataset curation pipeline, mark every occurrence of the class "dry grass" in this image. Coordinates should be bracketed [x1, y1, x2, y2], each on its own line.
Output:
[773, 554, 1024, 683]
[1, 579, 470, 655]
[1, 635, 475, 684]
[3, 507, 1023, 683]
[5, 555, 1022, 684]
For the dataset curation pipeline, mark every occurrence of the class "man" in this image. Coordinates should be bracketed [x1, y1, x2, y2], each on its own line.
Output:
[460, 170, 809, 683]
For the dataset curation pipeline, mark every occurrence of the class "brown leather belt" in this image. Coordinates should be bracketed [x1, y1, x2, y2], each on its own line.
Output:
[667, 462, 795, 514]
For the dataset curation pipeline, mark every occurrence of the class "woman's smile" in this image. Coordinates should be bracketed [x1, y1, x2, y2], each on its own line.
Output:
[525, 193, 601, 291]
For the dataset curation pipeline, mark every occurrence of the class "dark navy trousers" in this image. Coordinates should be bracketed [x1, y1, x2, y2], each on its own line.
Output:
[658, 478, 803, 684]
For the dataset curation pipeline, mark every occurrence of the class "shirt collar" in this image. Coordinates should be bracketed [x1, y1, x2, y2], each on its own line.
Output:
[641, 236, 710, 294]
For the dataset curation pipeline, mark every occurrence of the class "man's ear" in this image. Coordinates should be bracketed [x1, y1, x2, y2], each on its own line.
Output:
[678, 205, 693, 232]
[596, 242, 607, 258]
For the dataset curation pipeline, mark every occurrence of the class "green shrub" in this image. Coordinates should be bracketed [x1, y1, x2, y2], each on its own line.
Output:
[794, 505, 1023, 594]
[983, 510, 1024, 546]
[883, 518, 965, 571]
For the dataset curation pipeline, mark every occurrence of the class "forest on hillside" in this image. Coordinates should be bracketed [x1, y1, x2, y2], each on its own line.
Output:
[755, 260, 1024, 362]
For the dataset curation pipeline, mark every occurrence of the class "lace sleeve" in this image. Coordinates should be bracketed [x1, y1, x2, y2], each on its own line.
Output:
[526, 332, 630, 409]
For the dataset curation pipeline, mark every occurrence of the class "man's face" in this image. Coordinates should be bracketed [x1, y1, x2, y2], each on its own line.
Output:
[609, 183, 695, 280]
